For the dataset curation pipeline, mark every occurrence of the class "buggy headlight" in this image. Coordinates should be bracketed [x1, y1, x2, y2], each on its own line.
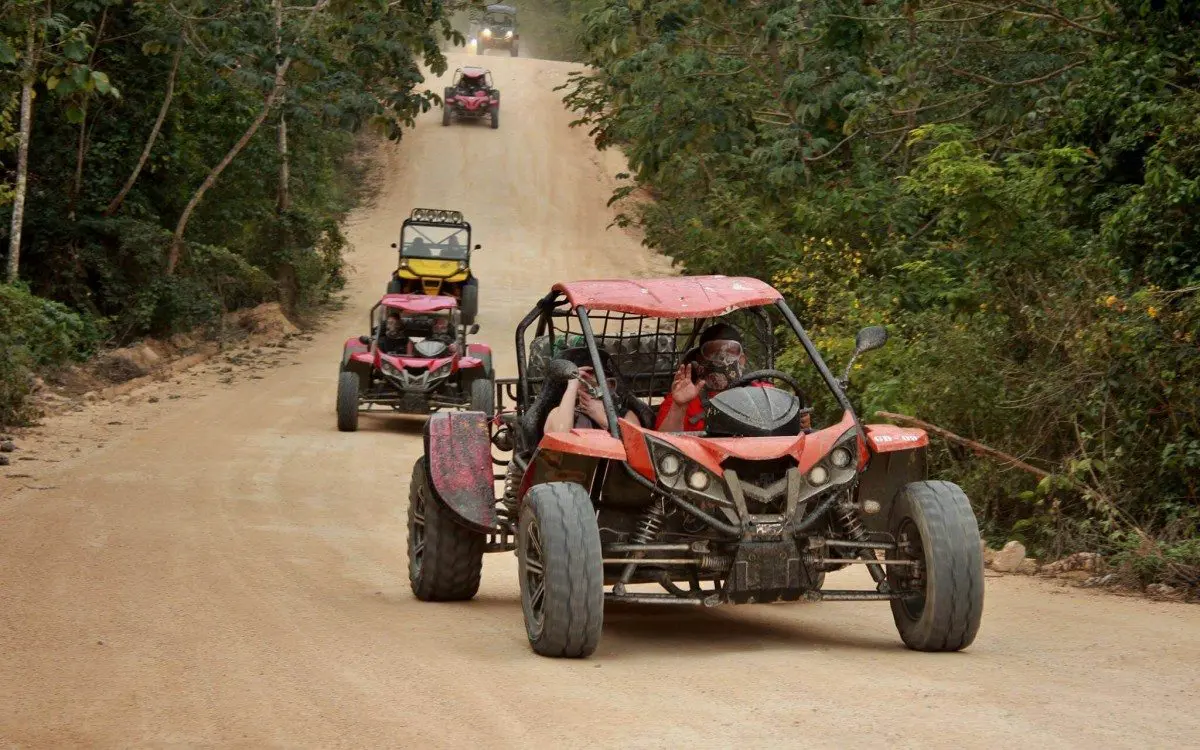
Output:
[808, 465, 829, 486]
[686, 470, 710, 491]
[481, 28, 492, 37]
[657, 453, 682, 477]
[382, 362, 402, 378]
[830, 447, 852, 468]
[505, 30, 513, 38]
[431, 361, 453, 377]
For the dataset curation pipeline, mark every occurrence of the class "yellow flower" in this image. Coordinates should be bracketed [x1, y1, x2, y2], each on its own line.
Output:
[1147, 306, 1159, 318]
[1104, 295, 1118, 308]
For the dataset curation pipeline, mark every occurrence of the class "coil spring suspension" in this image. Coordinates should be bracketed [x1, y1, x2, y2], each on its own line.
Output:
[499, 461, 523, 524]
[614, 500, 667, 594]
[838, 501, 867, 542]
[837, 499, 886, 584]
[632, 500, 666, 545]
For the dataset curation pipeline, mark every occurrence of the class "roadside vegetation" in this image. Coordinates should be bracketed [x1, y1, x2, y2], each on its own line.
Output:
[0, 0, 468, 424]
[556, 0, 1200, 592]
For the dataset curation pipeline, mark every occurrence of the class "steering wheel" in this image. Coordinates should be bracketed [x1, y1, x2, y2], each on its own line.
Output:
[729, 369, 811, 411]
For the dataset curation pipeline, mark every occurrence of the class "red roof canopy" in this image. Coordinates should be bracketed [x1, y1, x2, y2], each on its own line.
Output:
[553, 276, 782, 318]
[379, 294, 458, 313]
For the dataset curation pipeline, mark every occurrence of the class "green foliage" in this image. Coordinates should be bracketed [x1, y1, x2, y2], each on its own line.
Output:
[564, 0, 1200, 588]
[0, 0, 459, 419]
[0, 282, 103, 424]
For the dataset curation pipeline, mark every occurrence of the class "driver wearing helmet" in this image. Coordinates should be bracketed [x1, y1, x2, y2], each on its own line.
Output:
[655, 323, 811, 433]
[377, 311, 410, 356]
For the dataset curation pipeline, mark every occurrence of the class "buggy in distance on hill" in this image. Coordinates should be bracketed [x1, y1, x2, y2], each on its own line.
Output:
[407, 275, 985, 658]
[470, 4, 519, 57]
[442, 67, 500, 129]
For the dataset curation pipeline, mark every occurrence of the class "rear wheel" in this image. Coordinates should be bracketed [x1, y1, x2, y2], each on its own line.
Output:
[886, 480, 984, 651]
[408, 457, 485, 601]
[510, 45, 519, 57]
[336, 371, 359, 432]
[490, 105, 499, 129]
[442, 106, 451, 126]
[518, 482, 604, 658]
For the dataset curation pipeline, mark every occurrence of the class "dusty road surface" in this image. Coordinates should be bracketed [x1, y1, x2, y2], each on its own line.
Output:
[3, 53, 1200, 749]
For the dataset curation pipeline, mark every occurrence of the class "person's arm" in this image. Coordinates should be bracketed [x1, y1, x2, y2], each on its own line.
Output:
[657, 363, 699, 431]
[657, 401, 689, 432]
[544, 380, 581, 433]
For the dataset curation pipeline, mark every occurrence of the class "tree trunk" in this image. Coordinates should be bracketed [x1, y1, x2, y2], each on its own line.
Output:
[166, 0, 329, 274]
[7, 13, 38, 285]
[276, 110, 298, 313]
[68, 6, 107, 221]
[105, 47, 182, 217]
[166, 64, 291, 274]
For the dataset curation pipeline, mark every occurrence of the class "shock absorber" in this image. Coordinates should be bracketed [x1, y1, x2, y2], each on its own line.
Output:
[615, 500, 667, 594]
[499, 460, 523, 525]
[837, 497, 886, 584]
[631, 501, 666, 544]
[838, 501, 867, 542]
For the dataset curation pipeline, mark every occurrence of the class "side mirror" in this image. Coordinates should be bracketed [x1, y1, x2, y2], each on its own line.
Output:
[467, 323, 480, 335]
[358, 335, 370, 346]
[839, 325, 888, 390]
[473, 244, 482, 251]
[854, 325, 889, 355]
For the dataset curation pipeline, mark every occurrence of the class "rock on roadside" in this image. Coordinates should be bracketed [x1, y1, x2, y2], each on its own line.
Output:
[991, 540, 1027, 573]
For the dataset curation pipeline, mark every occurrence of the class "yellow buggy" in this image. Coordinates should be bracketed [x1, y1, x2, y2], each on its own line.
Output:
[388, 208, 481, 326]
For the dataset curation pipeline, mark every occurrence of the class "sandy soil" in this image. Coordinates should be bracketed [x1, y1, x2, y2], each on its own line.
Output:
[2, 52, 1200, 749]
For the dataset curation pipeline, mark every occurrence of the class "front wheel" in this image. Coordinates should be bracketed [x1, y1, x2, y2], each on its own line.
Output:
[408, 457, 485, 601]
[469, 377, 494, 417]
[886, 480, 984, 652]
[510, 45, 519, 57]
[442, 107, 451, 126]
[461, 277, 479, 324]
[336, 371, 360, 432]
[490, 105, 499, 129]
[518, 482, 604, 658]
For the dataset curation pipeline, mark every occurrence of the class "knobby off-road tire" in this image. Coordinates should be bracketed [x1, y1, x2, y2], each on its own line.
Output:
[887, 480, 984, 651]
[510, 45, 519, 57]
[442, 106, 451, 126]
[336, 371, 359, 432]
[469, 377, 494, 417]
[490, 105, 500, 130]
[408, 457, 485, 601]
[518, 482, 604, 658]
[461, 277, 479, 325]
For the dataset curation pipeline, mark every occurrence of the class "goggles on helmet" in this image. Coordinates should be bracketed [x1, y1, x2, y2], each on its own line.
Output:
[699, 339, 744, 364]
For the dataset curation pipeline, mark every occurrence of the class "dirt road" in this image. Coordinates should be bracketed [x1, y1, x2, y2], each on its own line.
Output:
[3, 53, 1199, 749]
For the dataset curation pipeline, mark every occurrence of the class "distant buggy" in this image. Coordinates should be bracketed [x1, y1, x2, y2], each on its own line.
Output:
[443, 67, 500, 129]
[337, 294, 493, 431]
[471, 4, 519, 57]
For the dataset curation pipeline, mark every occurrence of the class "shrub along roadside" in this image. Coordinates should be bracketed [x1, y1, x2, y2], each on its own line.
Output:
[561, 0, 1200, 592]
[1, 1, 466, 427]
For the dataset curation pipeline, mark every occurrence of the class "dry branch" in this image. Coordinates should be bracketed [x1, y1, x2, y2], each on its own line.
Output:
[874, 410, 1051, 478]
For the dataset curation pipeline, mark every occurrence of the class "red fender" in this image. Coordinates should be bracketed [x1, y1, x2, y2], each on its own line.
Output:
[424, 411, 497, 533]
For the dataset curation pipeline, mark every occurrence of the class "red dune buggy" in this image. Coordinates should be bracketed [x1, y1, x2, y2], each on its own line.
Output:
[337, 294, 493, 431]
[407, 276, 984, 658]
[442, 67, 499, 129]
